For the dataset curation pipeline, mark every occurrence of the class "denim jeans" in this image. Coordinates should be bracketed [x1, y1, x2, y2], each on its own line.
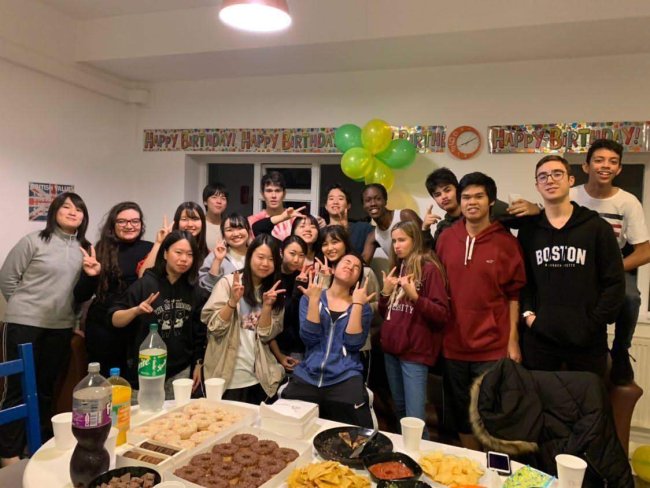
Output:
[613, 272, 642, 351]
[384, 353, 430, 439]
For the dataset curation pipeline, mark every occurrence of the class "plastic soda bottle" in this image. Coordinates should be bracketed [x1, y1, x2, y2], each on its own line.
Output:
[137, 323, 167, 411]
[107, 367, 131, 446]
[70, 362, 112, 488]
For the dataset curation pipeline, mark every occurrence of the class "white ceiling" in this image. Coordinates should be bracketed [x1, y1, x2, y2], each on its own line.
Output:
[32, 0, 650, 83]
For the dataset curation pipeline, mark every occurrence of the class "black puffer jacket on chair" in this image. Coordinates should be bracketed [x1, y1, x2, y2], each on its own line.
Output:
[469, 359, 633, 488]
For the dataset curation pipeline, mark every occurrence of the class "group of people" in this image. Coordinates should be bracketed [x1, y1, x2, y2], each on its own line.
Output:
[0, 138, 648, 468]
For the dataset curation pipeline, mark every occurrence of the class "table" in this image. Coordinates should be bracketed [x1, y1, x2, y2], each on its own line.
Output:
[24, 401, 521, 487]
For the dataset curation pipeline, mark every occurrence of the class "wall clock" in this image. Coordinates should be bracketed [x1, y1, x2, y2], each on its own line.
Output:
[448, 126, 481, 160]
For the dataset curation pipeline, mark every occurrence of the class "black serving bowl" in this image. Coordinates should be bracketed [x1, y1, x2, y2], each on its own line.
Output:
[376, 480, 432, 488]
[313, 426, 393, 469]
[88, 466, 161, 487]
[363, 451, 423, 484]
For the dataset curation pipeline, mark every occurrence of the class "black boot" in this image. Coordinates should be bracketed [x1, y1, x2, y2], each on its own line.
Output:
[610, 347, 635, 386]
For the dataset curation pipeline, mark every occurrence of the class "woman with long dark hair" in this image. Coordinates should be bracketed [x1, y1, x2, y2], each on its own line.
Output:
[110, 231, 207, 398]
[74, 201, 152, 379]
[201, 234, 286, 404]
[0, 192, 91, 464]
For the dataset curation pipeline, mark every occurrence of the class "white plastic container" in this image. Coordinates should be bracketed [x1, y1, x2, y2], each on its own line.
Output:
[259, 399, 319, 439]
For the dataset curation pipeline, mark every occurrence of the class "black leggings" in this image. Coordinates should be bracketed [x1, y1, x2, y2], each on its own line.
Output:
[0, 323, 72, 458]
[281, 375, 373, 429]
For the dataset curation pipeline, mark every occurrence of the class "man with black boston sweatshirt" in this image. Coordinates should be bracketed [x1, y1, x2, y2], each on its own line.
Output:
[518, 155, 625, 378]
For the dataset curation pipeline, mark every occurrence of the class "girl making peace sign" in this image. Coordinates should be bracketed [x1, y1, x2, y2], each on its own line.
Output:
[201, 234, 286, 404]
[281, 253, 376, 428]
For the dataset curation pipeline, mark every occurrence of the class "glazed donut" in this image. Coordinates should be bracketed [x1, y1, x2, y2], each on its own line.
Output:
[191, 413, 212, 430]
[169, 439, 195, 450]
[173, 465, 205, 483]
[212, 461, 242, 479]
[231, 433, 258, 447]
[233, 449, 259, 467]
[249, 440, 279, 455]
[275, 447, 300, 463]
[189, 452, 214, 468]
[173, 419, 198, 439]
[211, 442, 239, 457]
[207, 420, 229, 433]
[183, 403, 206, 416]
[189, 430, 214, 445]
[257, 455, 286, 474]
[153, 430, 181, 443]
[149, 418, 173, 430]
[165, 411, 188, 422]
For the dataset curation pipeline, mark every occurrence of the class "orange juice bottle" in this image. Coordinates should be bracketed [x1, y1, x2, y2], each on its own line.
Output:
[107, 367, 131, 446]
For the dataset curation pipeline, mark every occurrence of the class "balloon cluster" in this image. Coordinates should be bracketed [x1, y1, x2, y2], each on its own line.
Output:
[335, 119, 416, 191]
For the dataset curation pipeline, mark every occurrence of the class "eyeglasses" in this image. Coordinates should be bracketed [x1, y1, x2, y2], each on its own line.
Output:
[535, 170, 567, 184]
[115, 218, 142, 227]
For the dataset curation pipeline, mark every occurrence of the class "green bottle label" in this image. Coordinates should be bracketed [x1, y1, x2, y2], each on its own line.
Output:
[138, 352, 167, 377]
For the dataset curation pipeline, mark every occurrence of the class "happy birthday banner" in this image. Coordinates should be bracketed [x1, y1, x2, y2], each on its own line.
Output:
[143, 126, 446, 153]
[489, 121, 649, 154]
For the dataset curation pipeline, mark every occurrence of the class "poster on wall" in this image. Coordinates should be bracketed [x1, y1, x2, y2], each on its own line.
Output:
[29, 182, 74, 221]
[143, 126, 446, 153]
[488, 121, 649, 154]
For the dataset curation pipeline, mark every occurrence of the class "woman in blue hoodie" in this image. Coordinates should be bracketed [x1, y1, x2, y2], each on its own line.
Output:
[281, 253, 375, 428]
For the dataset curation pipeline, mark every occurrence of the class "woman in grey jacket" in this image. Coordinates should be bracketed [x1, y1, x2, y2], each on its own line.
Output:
[0, 192, 94, 465]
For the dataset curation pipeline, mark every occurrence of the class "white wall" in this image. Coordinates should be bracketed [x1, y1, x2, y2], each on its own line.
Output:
[0, 58, 134, 318]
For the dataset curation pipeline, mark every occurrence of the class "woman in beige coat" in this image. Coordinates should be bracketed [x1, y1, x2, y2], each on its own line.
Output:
[201, 234, 285, 404]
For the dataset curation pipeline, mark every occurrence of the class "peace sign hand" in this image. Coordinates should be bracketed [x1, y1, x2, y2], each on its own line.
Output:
[314, 257, 332, 277]
[352, 276, 377, 305]
[263, 280, 286, 306]
[422, 205, 442, 231]
[80, 245, 101, 276]
[284, 206, 306, 221]
[156, 215, 172, 244]
[296, 262, 312, 283]
[398, 274, 418, 301]
[297, 271, 323, 300]
[137, 292, 160, 315]
[213, 239, 227, 261]
[381, 266, 399, 296]
[229, 271, 245, 305]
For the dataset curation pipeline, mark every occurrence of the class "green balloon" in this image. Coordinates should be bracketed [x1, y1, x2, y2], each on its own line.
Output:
[376, 138, 416, 169]
[335, 124, 362, 153]
[341, 147, 372, 180]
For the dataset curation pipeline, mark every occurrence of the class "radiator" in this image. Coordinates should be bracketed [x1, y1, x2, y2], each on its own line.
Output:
[631, 337, 650, 429]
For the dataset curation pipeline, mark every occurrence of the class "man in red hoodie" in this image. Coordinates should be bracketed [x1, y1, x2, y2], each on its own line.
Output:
[436, 172, 526, 450]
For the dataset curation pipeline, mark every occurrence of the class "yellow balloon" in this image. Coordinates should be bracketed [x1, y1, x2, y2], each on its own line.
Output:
[361, 119, 393, 154]
[633, 445, 650, 481]
[365, 159, 395, 192]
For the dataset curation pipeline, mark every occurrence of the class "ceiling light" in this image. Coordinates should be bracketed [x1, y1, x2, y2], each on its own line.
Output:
[219, 0, 292, 33]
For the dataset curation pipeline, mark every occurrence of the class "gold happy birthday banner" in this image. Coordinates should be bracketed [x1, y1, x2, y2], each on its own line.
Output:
[488, 121, 649, 154]
[143, 126, 446, 153]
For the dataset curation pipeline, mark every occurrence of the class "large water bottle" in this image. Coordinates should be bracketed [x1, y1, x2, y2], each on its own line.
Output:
[70, 362, 112, 488]
[137, 323, 167, 412]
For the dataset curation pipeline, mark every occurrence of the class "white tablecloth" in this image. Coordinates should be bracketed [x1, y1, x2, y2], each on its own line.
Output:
[24, 400, 520, 487]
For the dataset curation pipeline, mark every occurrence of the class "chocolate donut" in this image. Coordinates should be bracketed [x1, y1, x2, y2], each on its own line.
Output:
[189, 452, 214, 468]
[173, 465, 205, 483]
[233, 449, 259, 467]
[249, 440, 279, 455]
[257, 455, 286, 474]
[240, 466, 271, 486]
[212, 461, 243, 479]
[231, 433, 258, 447]
[211, 442, 239, 457]
[275, 446, 300, 463]
[202, 474, 231, 488]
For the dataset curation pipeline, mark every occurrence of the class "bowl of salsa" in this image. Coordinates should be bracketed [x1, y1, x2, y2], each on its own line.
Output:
[363, 451, 422, 483]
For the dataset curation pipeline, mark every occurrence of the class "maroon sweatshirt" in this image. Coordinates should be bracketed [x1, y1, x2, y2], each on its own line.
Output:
[436, 219, 526, 362]
[379, 261, 449, 366]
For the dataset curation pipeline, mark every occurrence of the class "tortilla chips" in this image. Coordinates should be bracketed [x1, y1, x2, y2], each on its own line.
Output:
[288, 460, 370, 488]
[419, 451, 485, 487]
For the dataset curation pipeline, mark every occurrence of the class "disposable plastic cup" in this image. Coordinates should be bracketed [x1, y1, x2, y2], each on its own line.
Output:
[555, 454, 587, 488]
[51, 412, 76, 450]
[172, 378, 193, 406]
[105, 426, 119, 469]
[205, 377, 226, 401]
[400, 417, 425, 452]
